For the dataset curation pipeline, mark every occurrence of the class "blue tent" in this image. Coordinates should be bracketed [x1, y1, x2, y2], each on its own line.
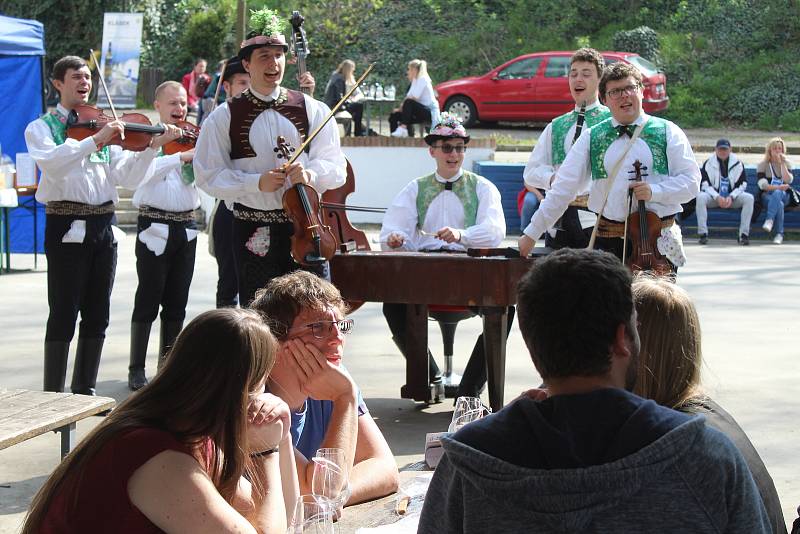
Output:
[0, 14, 45, 254]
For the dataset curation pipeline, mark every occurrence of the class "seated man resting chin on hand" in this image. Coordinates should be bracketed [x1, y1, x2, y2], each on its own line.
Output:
[250, 271, 399, 506]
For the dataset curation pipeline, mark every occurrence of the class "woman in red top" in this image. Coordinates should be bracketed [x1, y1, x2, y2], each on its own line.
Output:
[23, 308, 299, 534]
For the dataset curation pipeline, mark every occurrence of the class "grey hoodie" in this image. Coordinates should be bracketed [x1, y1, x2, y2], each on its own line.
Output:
[418, 389, 770, 533]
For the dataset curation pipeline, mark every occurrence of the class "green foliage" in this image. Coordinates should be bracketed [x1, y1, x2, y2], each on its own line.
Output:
[248, 7, 286, 37]
[611, 26, 660, 63]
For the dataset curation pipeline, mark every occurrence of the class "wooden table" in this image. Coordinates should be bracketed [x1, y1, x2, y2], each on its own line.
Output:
[338, 471, 430, 533]
[0, 389, 115, 459]
[330, 251, 535, 412]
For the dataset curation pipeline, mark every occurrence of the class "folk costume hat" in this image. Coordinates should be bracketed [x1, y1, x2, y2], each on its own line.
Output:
[239, 8, 289, 60]
[222, 56, 247, 83]
[424, 112, 470, 146]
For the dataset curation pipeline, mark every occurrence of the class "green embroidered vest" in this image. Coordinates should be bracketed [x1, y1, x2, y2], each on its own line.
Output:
[589, 117, 668, 180]
[415, 171, 479, 229]
[551, 104, 611, 165]
[41, 111, 110, 163]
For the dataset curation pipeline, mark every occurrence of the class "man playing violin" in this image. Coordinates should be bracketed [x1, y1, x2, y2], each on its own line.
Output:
[195, 9, 346, 306]
[127, 81, 201, 391]
[24, 55, 181, 395]
[380, 113, 510, 399]
[518, 62, 700, 272]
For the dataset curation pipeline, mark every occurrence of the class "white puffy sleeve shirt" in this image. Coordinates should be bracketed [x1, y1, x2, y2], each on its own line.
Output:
[524, 114, 700, 241]
[193, 87, 346, 211]
[132, 151, 200, 212]
[380, 171, 506, 252]
[25, 105, 156, 205]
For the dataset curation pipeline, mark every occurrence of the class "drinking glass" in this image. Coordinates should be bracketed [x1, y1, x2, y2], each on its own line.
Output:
[311, 448, 348, 508]
[288, 495, 336, 534]
[448, 396, 490, 433]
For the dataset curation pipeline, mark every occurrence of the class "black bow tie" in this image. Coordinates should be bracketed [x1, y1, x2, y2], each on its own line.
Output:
[617, 124, 636, 138]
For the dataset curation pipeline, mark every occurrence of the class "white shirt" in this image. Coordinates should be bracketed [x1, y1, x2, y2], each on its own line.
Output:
[25, 104, 156, 205]
[523, 100, 605, 194]
[380, 169, 506, 252]
[132, 148, 200, 212]
[193, 86, 346, 211]
[407, 77, 436, 107]
[523, 113, 700, 241]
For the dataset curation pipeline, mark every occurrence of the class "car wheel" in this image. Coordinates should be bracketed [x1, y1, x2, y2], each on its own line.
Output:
[445, 97, 477, 127]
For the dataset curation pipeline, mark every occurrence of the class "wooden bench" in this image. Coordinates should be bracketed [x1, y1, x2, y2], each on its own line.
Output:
[0, 389, 115, 459]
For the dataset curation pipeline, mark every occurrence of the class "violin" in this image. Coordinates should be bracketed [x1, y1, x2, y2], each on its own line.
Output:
[66, 104, 165, 152]
[277, 136, 337, 265]
[162, 119, 199, 155]
[626, 160, 672, 276]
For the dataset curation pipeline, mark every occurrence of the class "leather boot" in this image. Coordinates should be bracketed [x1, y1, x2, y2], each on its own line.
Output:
[128, 322, 152, 391]
[43, 341, 70, 392]
[158, 320, 183, 371]
[70, 337, 105, 396]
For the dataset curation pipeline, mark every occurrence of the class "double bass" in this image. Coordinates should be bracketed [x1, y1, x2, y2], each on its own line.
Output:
[626, 160, 672, 276]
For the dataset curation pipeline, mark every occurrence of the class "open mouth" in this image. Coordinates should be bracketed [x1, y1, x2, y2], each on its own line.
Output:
[170, 112, 184, 121]
[76, 88, 89, 97]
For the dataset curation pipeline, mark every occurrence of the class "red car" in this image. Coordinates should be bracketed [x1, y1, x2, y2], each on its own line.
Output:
[434, 51, 669, 127]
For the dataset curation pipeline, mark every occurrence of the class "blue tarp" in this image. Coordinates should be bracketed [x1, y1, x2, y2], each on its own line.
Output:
[0, 15, 45, 253]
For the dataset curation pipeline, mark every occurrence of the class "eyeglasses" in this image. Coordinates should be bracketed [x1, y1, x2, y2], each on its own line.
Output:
[605, 83, 641, 99]
[296, 319, 354, 339]
[432, 144, 467, 154]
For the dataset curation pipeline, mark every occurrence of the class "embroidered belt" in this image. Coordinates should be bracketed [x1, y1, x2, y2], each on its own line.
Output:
[139, 206, 196, 223]
[45, 201, 115, 216]
[569, 194, 589, 208]
[232, 203, 291, 224]
[596, 216, 675, 238]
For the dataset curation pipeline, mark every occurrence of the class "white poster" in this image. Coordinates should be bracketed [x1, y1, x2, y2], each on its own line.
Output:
[97, 13, 144, 109]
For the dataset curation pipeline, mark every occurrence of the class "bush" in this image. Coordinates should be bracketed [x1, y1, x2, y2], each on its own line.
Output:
[611, 26, 660, 63]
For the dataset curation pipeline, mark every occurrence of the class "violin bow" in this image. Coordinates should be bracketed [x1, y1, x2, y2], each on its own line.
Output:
[283, 63, 375, 166]
[210, 59, 227, 114]
[89, 48, 125, 141]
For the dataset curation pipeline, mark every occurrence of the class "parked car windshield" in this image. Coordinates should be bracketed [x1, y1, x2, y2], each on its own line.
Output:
[496, 58, 542, 80]
[625, 55, 659, 76]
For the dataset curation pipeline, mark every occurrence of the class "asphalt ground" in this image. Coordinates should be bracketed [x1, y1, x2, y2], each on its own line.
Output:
[0, 230, 798, 531]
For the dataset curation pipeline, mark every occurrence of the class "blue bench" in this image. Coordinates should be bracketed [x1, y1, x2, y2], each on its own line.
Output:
[473, 161, 800, 236]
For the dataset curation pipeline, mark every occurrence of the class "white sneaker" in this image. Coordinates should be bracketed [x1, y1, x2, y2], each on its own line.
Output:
[390, 126, 408, 138]
[762, 219, 773, 232]
[773, 234, 783, 244]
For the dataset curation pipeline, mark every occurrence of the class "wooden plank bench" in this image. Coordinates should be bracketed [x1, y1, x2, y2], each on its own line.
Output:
[0, 389, 115, 459]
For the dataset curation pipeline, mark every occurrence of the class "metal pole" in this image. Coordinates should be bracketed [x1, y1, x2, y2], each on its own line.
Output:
[236, 0, 246, 45]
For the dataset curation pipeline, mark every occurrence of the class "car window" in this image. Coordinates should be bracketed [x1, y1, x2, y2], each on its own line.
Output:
[544, 57, 570, 78]
[625, 55, 659, 76]
[603, 56, 619, 66]
[496, 58, 542, 80]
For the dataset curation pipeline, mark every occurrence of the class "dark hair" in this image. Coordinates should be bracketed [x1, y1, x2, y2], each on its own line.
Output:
[516, 248, 633, 379]
[195, 58, 207, 66]
[599, 62, 643, 102]
[571, 48, 605, 78]
[52, 56, 88, 82]
[250, 271, 347, 340]
[22, 308, 277, 533]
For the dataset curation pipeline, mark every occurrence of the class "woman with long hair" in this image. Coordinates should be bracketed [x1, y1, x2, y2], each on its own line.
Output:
[632, 276, 787, 534]
[757, 137, 794, 244]
[389, 59, 439, 137]
[22, 308, 299, 534]
[323, 59, 366, 136]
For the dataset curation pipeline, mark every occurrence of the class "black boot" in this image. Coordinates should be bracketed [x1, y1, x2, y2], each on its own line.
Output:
[158, 320, 183, 371]
[128, 322, 152, 391]
[43, 341, 70, 392]
[71, 337, 105, 396]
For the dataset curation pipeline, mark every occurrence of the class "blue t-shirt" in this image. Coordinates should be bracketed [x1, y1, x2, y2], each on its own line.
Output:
[290, 389, 369, 460]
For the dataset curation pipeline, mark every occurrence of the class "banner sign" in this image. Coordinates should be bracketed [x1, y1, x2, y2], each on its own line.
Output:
[97, 12, 144, 109]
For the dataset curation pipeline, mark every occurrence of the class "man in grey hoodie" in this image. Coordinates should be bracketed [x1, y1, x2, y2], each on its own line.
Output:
[419, 248, 770, 533]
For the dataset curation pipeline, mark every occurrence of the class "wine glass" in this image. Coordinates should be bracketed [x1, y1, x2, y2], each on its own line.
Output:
[288, 494, 336, 534]
[448, 396, 489, 433]
[311, 448, 349, 509]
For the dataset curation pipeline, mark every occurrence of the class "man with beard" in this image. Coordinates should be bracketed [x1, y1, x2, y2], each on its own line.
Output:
[419, 248, 770, 533]
[194, 9, 345, 306]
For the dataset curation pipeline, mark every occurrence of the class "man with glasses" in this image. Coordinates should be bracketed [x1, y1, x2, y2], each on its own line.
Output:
[250, 271, 399, 506]
[380, 113, 509, 399]
[519, 62, 700, 271]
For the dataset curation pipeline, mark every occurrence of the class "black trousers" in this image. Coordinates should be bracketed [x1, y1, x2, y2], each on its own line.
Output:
[344, 101, 365, 136]
[212, 203, 239, 308]
[44, 211, 117, 342]
[131, 217, 197, 324]
[232, 218, 328, 307]
[382, 303, 516, 395]
[545, 206, 592, 250]
[389, 100, 431, 133]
